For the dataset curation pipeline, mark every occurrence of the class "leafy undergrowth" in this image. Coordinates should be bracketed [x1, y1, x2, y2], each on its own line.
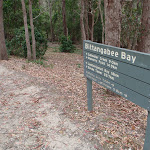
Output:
[1, 43, 147, 149]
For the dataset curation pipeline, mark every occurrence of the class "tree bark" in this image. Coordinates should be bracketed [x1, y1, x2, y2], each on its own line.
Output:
[0, 0, 8, 60]
[84, 0, 89, 40]
[104, 0, 121, 47]
[98, 0, 105, 44]
[90, 13, 94, 41]
[104, 0, 121, 95]
[29, 0, 36, 60]
[21, 0, 31, 61]
[88, 1, 94, 41]
[80, 0, 86, 55]
[137, 0, 150, 53]
[80, 0, 86, 41]
[48, 0, 54, 42]
[62, 0, 67, 36]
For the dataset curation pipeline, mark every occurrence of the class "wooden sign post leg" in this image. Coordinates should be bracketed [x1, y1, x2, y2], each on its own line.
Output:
[144, 111, 150, 150]
[87, 78, 93, 111]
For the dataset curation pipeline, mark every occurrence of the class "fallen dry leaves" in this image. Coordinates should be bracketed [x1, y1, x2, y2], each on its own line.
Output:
[1, 43, 147, 149]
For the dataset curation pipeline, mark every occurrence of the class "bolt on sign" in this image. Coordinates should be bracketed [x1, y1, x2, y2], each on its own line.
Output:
[83, 40, 150, 149]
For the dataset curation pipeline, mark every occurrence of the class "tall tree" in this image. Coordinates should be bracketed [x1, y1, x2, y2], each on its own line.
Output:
[80, 0, 86, 55]
[80, 0, 99, 42]
[80, 0, 86, 41]
[48, 0, 54, 42]
[21, 0, 31, 60]
[98, 0, 105, 43]
[62, 0, 67, 36]
[29, 0, 36, 60]
[104, 0, 121, 95]
[84, 0, 89, 40]
[104, 0, 121, 47]
[138, 1, 150, 53]
[88, 0, 95, 41]
[0, 0, 8, 60]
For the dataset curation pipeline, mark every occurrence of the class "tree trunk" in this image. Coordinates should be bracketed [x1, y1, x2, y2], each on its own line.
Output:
[84, 0, 89, 40]
[29, 0, 36, 60]
[80, 0, 86, 55]
[90, 13, 94, 41]
[104, 0, 121, 95]
[80, 0, 86, 41]
[48, 0, 54, 42]
[62, 0, 67, 36]
[88, 2, 93, 41]
[98, 0, 105, 44]
[0, 0, 8, 60]
[137, 0, 150, 53]
[104, 0, 121, 47]
[21, 0, 31, 61]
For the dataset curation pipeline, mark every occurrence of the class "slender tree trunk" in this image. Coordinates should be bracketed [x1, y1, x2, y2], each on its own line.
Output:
[88, 1, 94, 41]
[0, 0, 8, 60]
[21, 0, 31, 61]
[62, 0, 67, 36]
[84, 0, 89, 40]
[98, 0, 105, 44]
[80, 0, 86, 41]
[88, 11, 94, 41]
[48, 0, 54, 42]
[104, 0, 121, 47]
[80, 0, 86, 55]
[85, 0, 95, 41]
[90, 13, 94, 41]
[137, 0, 150, 53]
[29, 0, 36, 60]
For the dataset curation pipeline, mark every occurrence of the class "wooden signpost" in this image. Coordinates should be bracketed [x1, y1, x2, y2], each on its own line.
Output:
[83, 40, 150, 149]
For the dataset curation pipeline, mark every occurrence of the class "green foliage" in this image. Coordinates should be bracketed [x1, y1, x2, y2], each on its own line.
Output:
[121, 1, 142, 49]
[66, 0, 81, 42]
[30, 59, 44, 65]
[94, 16, 102, 43]
[76, 63, 81, 68]
[3, 0, 47, 40]
[6, 26, 48, 58]
[3, 0, 23, 39]
[51, 1, 63, 40]
[27, 59, 54, 69]
[59, 35, 76, 53]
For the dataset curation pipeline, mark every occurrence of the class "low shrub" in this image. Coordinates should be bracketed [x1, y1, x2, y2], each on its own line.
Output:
[59, 35, 75, 53]
[6, 26, 48, 58]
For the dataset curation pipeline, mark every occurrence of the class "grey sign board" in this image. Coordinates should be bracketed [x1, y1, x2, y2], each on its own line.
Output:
[83, 40, 150, 149]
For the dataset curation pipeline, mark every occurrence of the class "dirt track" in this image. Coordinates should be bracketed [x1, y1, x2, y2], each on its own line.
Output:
[0, 64, 99, 150]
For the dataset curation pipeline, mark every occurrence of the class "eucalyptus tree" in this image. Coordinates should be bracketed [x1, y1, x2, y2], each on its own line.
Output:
[29, 0, 36, 60]
[62, 0, 67, 36]
[80, 0, 100, 42]
[104, 0, 121, 47]
[104, 0, 121, 95]
[21, 0, 31, 61]
[138, 0, 150, 53]
[0, 0, 8, 60]
[47, 0, 54, 42]
[98, 0, 104, 43]
[80, 0, 86, 42]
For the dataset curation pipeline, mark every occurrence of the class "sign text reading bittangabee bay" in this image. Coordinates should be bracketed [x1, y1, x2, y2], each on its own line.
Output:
[85, 43, 136, 64]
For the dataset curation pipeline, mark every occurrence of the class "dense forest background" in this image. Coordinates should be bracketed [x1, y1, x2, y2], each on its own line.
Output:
[0, 0, 150, 60]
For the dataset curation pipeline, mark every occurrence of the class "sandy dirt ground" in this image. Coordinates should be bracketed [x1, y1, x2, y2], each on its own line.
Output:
[0, 64, 100, 150]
